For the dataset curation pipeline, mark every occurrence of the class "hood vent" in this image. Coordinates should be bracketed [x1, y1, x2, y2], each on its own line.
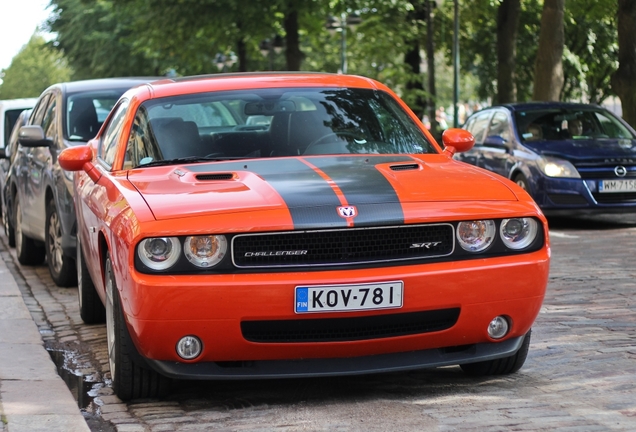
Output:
[195, 173, 234, 181]
[390, 163, 420, 171]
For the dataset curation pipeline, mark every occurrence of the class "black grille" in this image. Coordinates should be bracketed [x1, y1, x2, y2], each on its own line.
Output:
[593, 192, 636, 203]
[577, 166, 636, 180]
[241, 308, 460, 342]
[548, 194, 588, 205]
[232, 224, 455, 268]
[196, 173, 234, 181]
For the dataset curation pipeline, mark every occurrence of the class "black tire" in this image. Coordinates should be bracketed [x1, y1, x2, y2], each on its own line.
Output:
[46, 198, 77, 287]
[105, 253, 170, 400]
[14, 195, 45, 265]
[460, 330, 532, 376]
[3, 201, 15, 247]
[77, 237, 105, 324]
[513, 173, 529, 192]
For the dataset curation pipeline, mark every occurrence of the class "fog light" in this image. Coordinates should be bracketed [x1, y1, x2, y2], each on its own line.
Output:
[176, 336, 202, 360]
[487, 316, 509, 339]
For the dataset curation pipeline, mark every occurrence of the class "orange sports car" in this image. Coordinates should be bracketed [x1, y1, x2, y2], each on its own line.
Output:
[59, 73, 550, 401]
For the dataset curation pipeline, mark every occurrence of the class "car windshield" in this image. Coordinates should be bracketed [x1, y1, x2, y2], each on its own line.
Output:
[515, 107, 635, 142]
[126, 87, 435, 167]
[66, 91, 126, 141]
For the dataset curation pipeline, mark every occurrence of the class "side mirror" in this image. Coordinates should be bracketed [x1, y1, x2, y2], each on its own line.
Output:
[18, 125, 53, 147]
[483, 135, 511, 152]
[441, 128, 475, 157]
[59, 145, 102, 183]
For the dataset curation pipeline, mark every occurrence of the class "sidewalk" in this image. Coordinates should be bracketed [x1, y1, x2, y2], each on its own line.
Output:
[0, 247, 90, 432]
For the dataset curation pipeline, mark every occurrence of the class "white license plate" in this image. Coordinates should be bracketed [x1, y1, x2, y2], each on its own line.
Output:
[295, 281, 403, 313]
[599, 179, 636, 193]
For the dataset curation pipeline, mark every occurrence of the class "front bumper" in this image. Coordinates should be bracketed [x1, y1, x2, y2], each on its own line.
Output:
[118, 250, 549, 374]
[147, 335, 526, 379]
[537, 176, 636, 214]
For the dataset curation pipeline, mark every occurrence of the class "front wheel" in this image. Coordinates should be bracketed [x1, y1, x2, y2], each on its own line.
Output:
[460, 330, 532, 376]
[77, 237, 105, 324]
[46, 198, 77, 287]
[14, 195, 45, 265]
[3, 200, 15, 247]
[105, 253, 169, 400]
[513, 173, 529, 192]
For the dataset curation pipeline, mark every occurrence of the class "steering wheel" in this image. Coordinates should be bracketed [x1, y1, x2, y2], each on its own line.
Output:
[305, 132, 365, 154]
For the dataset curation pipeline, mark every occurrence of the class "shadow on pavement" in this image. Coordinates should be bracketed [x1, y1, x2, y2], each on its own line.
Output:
[547, 213, 636, 231]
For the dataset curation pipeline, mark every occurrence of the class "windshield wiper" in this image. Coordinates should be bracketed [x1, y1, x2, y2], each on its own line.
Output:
[135, 156, 247, 168]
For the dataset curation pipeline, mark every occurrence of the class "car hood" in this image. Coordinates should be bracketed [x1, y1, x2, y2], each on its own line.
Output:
[523, 138, 636, 161]
[128, 155, 520, 228]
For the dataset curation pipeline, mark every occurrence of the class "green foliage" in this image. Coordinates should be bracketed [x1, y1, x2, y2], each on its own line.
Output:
[37, 0, 622, 113]
[0, 35, 72, 99]
[563, 0, 618, 104]
[48, 0, 162, 79]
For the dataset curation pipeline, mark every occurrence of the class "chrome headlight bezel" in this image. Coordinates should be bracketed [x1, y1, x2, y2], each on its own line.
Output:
[184, 235, 228, 268]
[137, 237, 182, 270]
[500, 218, 539, 250]
[456, 220, 497, 252]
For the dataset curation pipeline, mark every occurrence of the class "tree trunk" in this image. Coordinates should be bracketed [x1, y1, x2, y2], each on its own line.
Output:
[426, 1, 438, 133]
[284, 7, 303, 71]
[404, 1, 427, 120]
[237, 38, 247, 73]
[496, 0, 520, 104]
[532, 0, 565, 101]
[611, 0, 636, 128]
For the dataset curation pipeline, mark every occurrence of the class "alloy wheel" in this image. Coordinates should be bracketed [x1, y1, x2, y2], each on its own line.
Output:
[105, 259, 117, 381]
[77, 240, 84, 309]
[15, 200, 23, 254]
[47, 210, 64, 275]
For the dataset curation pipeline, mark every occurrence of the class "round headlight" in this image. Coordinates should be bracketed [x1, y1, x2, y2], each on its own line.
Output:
[138, 237, 181, 270]
[500, 218, 538, 250]
[457, 220, 496, 252]
[184, 235, 227, 267]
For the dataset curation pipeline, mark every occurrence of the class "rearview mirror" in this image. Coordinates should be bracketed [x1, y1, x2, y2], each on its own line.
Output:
[18, 125, 53, 147]
[244, 100, 296, 115]
[441, 128, 475, 156]
[483, 135, 511, 152]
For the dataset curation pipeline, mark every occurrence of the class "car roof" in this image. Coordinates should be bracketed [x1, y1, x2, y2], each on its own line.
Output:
[492, 101, 606, 112]
[0, 98, 38, 110]
[46, 77, 162, 95]
[128, 72, 385, 100]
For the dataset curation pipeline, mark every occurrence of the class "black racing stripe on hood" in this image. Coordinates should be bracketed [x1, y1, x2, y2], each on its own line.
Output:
[188, 159, 347, 228]
[309, 156, 410, 227]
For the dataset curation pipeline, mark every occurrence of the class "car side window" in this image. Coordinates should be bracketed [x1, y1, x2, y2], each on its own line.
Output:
[487, 112, 511, 141]
[41, 98, 58, 143]
[467, 111, 491, 143]
[100, 100, 129, 168]
[125, 106, 163, 168]
[29, 94, 51, 126]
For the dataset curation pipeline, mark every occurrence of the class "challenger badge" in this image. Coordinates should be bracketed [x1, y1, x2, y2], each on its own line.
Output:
[337, 205, 358, 218]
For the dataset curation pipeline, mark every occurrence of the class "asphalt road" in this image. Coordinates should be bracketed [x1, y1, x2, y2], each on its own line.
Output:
[4, 213, 636, 431]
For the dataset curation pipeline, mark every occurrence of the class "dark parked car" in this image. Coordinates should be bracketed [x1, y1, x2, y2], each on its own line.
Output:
[0, 98, 37, 244]
[9, 78, 157, 286]
[2, 108, 32, 246]
[458, 102, 636, 215]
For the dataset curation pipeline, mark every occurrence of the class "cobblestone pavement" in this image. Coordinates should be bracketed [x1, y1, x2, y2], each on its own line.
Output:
[3, 214, 636, 431]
